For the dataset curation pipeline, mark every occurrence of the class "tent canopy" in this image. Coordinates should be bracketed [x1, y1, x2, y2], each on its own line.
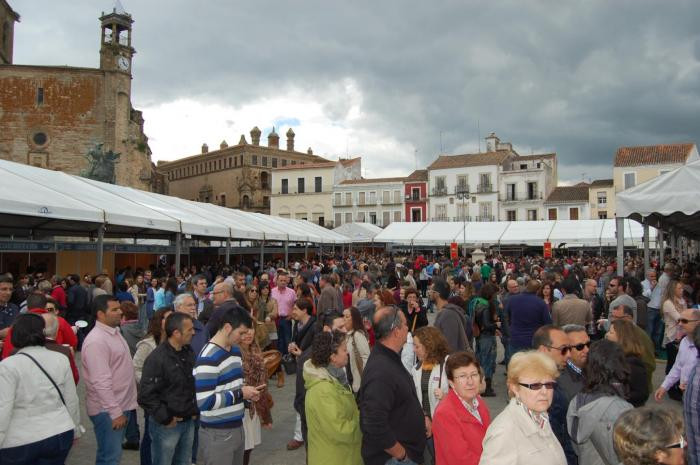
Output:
[332, 223, 383, 243]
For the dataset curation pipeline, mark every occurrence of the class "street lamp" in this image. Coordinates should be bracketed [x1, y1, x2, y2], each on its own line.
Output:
[455, 185, 469, 257]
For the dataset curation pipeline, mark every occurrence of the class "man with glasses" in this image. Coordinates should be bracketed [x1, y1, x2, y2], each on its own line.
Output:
[359, 306, 425, 465]
[654, 308, 700, 402]
[559, 324, 590, 403]
[533, 325, 577, 465]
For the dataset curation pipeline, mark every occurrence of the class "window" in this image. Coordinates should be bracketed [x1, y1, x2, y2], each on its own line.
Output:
[382, 211, 390, 226]
[335, 213, 342, 226]
[569, 207, 579, 220]
[435, 176, 446, 195]
[357, 211, 365, 222]
[411, 208, 422, 222]
[598, 211, 608, 219]
[37, 87, 44, 105]
[527, 182, 537, 200]
[263, 196, 269, 207]
[478, 202, 492, 221]
[260, 172, 269, 189]
[281, 159, 287, 167]
[314, 176, 322, 192]
[369, 212, 377, 224]
[252, 155, 258, 165]
[281, 179, 288, 194]
[240, 155, 243, 166]
[298, 178, 305, 193]
[382, 191, 390, 204]
[272, 158, 278, 168]
[291, 160, 296, 165]
[234, 157, 237, 167]
[345, 192, 352, 205]
[359, 192, 366, 205]
[506, 210, 516, 221]
[369, 191, 376, 204]
[597, 192, 607, 206]
[394, 190, 401, 204]
[318, 216, 324, 227]
[219, 194, 226, 206]
[435, 204, 447, 220]
[394, 211, 401, 222]
[536, 162, 541, 168]
[478, 173, 491, 192]
[241, 195, 251, 209]
[411, 187, 420, 201]
[457, 204, 468, 220]
[506, 183, 516, 201]
[32, 132, 48, 146]
[457, 175, 468, 190]
[548, 208, 557, 220]
[345, 212, 352, 224]
[624, 172, 636, 190]
[262, 156, 268, 167]
[334, 193, 341, 205]
[527, 209, 538, 221]
[520, 164, 528, 170]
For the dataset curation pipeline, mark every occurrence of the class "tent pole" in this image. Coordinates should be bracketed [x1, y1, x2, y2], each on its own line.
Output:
[615, 217, 624, 277]
[175, 232, 182, 276]
[671, 232, 677, 260]
[305, 242, 309, 260]
[284, 241, 289, 269]
[225, 237, 231, 266]
[659, 230, 665, 268]
[96, 224, 105, 274]
[643, 219, 650, 276]
[259, 240, 264, 269]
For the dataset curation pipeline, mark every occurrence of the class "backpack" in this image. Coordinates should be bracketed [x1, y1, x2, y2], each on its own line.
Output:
[467, 296, 488, 338]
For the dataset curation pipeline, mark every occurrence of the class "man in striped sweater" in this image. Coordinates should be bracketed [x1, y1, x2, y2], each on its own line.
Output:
[193, 305, 264, 465]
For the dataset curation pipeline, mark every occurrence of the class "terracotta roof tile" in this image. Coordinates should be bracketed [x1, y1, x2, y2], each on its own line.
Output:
[514, 153, 556, 161]
[406, 169, 428, 181]
[427, 151, 513, 170]
[590, 179, 614, 187]
[545, 186, 590, 203]
[614, 143, 695, 167]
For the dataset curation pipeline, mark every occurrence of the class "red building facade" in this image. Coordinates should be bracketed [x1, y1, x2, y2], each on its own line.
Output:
[404, 169, 428, 222]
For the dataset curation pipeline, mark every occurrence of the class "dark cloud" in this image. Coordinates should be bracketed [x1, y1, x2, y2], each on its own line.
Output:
[11, 0, 700, 181]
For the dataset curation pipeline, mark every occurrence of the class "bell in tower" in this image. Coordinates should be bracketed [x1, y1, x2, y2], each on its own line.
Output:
[99, 0, 135, 73]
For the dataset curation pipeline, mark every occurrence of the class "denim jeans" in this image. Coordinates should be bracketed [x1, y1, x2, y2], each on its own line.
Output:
[385, 457, 419, 465]
[141, 412, 152, 465]
[125, 409, 140, 444]
[277, 318, 293, 355]
[90, 411, 128, 465]
[149, 416, 195, 465]
[0, 429, 73, 465]
[476, 335, 497, 378]
[647, 307, 664, 352]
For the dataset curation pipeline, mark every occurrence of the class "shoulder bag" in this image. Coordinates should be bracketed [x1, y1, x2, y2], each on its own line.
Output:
[18, 352, 66, 406]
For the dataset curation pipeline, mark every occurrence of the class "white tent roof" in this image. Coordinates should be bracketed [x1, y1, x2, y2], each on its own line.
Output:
[289, 219, 351, 244]
[548, 220, 604, 246]
[411, 222, 464, 246]
[464, 222, 510, 245]
[499, 221, 556, 245]
[617, 160, 700, 238]
[332, 223, 383, 243]
[374, 222, 429, 244]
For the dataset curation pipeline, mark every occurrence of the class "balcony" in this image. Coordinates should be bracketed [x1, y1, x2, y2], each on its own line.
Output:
[380, 198, 403, 206]
[454, 185, 470, 195]
[476, 183, 494, 193]
[431, 186, 448, 197]
[333, 199, 353, 207]
[500, 192, 544, 202]
[405, 194, 427, 202]
[475, 215, 495, 222]
[454, 215, 472, 222]
[358, 199, 377, 206]
[430, 216, 449, 222]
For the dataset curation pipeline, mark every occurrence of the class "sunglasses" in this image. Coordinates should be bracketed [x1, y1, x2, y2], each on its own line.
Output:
[518, 382, 557, 391]
[546, 344, 571, 356]
[665, 437, 686, 449]
[571, 341, 591, 351]
[679, 318, 700, 324]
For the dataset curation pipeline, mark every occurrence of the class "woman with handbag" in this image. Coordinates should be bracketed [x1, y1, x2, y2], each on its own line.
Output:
[255, 281, 278, 350]
[343, 306, 370, 394]
[412, 326, 450, 465]
[0, 313, 81, 465]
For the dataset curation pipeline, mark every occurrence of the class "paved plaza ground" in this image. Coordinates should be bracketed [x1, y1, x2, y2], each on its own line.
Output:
[65, 341, 680, 465]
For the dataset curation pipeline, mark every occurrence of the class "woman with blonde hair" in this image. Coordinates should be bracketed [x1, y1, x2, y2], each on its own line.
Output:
[613, 406, 686, 465]
[480, 351, 566, 465]
[662, 280, 686, 379]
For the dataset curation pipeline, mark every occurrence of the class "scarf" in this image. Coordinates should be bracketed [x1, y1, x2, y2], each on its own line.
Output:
[327, 364, 350, 389]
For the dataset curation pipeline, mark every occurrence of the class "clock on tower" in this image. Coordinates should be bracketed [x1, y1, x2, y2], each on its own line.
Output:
[99, 4, 135, 73]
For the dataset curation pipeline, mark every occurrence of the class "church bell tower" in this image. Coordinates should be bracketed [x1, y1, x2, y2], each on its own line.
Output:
[99, 1, 134, 74]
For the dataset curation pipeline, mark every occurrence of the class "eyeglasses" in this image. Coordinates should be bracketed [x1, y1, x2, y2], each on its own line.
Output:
[546, 344, 571, 355]
[665, 437, 686, 449]
[679, 318, 700, 324]
[518, 382, 557, 391]
[249, 290, 258, 293]
[571, 341, 591, 351]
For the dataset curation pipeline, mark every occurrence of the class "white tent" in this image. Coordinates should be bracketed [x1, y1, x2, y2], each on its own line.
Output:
[464, 222, 510, 245]
[499, 221, 556, 245]
[411, 222, 464, 246]
[373, 222, 429, 245]
[332, 223, 383, 243]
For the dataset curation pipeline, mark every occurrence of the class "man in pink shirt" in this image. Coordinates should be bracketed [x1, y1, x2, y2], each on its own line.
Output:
[82, 294, 138, 465]
[271, 270, 296, 355]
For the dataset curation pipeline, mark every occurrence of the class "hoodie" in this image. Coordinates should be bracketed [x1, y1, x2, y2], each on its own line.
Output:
[566, 392, 633, 465]
[434, 303, 469, 353]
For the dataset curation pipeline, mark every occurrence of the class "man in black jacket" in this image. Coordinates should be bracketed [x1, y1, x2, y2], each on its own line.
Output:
[138, 312, 198, 465]
[359, 306, 425, 465]
[66, 274, 89, 324]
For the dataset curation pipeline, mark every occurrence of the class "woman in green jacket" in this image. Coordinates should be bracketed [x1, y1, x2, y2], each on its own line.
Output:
[304, 330, 363, 465]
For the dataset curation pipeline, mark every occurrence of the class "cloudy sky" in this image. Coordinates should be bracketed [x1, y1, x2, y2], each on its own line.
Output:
[11, 0, 700, 183]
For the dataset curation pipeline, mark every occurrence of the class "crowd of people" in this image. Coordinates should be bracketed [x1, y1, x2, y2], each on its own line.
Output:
[0, 250, 698, 465]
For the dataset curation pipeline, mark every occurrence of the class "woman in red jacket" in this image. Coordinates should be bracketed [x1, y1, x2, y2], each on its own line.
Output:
[432, 351, 491, 465]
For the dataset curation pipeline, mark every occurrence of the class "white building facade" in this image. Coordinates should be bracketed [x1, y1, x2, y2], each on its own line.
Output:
[498, 153, 557, 221]
[332, 177, 405, 227]
[544, 185, 591, 220]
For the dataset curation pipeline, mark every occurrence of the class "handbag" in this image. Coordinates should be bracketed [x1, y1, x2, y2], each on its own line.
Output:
[351, 332, 365, 375]
[262, 349, 282, 379]
[281, 353, 297, 375]
[18, 352, 66, 406]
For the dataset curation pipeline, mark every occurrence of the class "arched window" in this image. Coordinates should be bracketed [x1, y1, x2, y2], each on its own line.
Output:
[241, 195, 251, 209]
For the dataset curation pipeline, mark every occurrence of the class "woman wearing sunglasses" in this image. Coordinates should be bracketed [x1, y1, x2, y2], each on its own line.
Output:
[613, 406, 686, 465]
[567, 339, 634, 465]
[479, 351, 566, 465]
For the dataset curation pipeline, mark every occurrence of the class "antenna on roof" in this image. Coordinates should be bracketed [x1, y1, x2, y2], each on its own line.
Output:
[477, 120, 481, 153]
[439, 131, 444, 154]
[414, 149, 418, 170]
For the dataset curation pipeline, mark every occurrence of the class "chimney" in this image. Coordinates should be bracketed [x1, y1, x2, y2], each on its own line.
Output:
[307, 147, 313, 155]
[268, 127, 279, 149]
[201, 143, 209, 154]
[485, 132, 499, 152]
[286, 128, 295, 151]
[220, 140, 228, 150]
[250, 126, 261, 146]
[238, 134, 248, 145]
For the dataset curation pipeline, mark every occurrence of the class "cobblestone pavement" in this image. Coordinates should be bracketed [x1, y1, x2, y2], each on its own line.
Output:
[66, 340, 680, 465]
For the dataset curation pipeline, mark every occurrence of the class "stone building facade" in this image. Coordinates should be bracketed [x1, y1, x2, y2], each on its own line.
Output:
[159, 127, 329, 214]
[0, 3, 157, 191]
[0, 0, 19, 65]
